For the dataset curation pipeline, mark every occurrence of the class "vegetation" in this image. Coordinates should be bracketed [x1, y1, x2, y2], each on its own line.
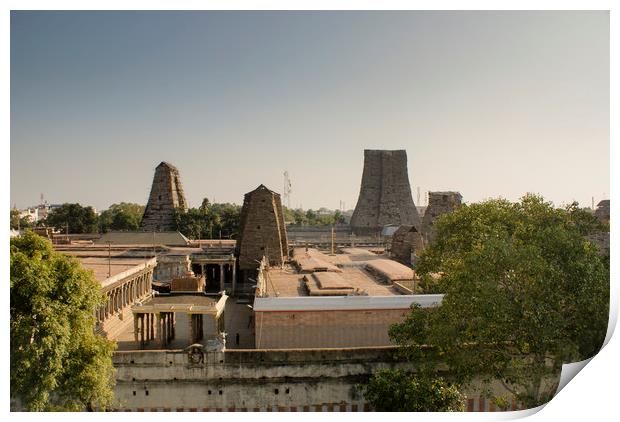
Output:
[99, 202, 145, 232]
[282, 207, 346, 226]
[44, 203, 99, 234]
[174, 198, 241, 240]
[10, 231, 116, 411]
[387, 195, 609, 409]
[363, 370, 465, 411]
[10, 209, 34, 230]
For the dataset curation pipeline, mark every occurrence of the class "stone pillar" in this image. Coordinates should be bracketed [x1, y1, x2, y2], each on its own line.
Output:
[144, 313, 149, 341]
[171, 313, 175, 340]
[139, 314, 145, 348]
[150, 313, 155, 340]
[133, 313, 139, 343]
[199, 314, 204, 340]
[168, 313, 173, 343]
[232, 262, 237, 296]
[157, 313, 164, 348]
[188, 314, 194, 344]
[220, 264, 225, 292]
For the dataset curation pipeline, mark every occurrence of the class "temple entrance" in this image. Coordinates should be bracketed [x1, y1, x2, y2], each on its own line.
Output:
[191, 263, 203, 276]
[189, 257, 237, 296]
[204, 264, 221, 294]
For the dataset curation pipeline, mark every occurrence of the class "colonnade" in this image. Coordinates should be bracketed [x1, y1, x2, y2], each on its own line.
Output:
[133, 312, 210, 348]
[133, 311, 176, 348]
[194, 260, 236, 294]
[96, 269, 153, 323]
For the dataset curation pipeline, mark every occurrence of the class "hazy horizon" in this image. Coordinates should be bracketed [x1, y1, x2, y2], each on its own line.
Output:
[11, 11, 610, 211]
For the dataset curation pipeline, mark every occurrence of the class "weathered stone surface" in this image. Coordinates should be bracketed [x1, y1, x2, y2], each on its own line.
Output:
[421, 191, 462, 244]
[390, 225, 425, 266]
[140, 162, 188, 232]
[586, 231, 610, 256]
[236, 185, 288, 271]
[594, 199, 610, 224]
[350, 150, 421, 235]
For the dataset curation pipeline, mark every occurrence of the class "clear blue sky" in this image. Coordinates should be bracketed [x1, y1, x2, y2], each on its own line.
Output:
[10, 11, 609, 211]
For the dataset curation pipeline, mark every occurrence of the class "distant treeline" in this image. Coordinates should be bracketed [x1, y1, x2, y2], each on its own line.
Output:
[11, 200, 347, 239]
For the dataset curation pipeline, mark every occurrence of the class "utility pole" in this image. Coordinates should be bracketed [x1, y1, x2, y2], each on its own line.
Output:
[330, 226, 335, 255]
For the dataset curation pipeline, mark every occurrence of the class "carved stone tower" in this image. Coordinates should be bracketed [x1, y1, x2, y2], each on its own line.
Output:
[140, 162, 188, 232]
[421, 191, 462, 244]
[350, 150, 421, 235]
[236, 185, 288, 272]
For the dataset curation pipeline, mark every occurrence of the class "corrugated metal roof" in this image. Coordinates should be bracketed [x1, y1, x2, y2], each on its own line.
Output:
[253, 294, 443, 311]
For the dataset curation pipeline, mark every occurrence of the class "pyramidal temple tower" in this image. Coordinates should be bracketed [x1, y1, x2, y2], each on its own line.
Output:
[235, 184, 288, 273]
[350, 149, 421, 235]
[140, 162, 188, 232]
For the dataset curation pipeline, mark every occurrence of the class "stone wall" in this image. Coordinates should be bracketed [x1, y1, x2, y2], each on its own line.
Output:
[421, 191, 462, 244]
[390, 225, 425, 266]
[140, 162, 188, 232]
[350, 150, 421, 235]
[236, 185, 288, 271]
[110, 347, 525, 411]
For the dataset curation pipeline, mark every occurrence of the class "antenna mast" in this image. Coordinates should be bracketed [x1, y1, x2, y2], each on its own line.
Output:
[283, 171, 292, 209]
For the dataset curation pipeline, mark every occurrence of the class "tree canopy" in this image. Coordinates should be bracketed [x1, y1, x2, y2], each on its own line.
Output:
[174, 199, 241, 240]
[10, 231, 116, 411]
[363, 370, 465, 412]
[389, 195, 609, 409]
[99, 202, 145, 232]
[282, 207, 346, 226]
[44, 203, 99, 234]
[10, 209, 34, 230]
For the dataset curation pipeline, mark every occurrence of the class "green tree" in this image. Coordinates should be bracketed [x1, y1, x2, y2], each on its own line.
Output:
[44, 203, 99, 234]
[333, 210, 346, 224]
[10, 231, 116, 411]
[99, 203, 145, 232]
[292, 209, 308, 226]
[390, 195, 609, 409]
[10, 209, 19, 229]
[10, 209, 34, 230]
[174, 199, 241, 240]
[363, 370, 465, 411]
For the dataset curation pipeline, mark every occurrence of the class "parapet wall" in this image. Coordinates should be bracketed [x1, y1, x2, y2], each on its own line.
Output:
[111, 346, 524, 412]
[111, 347, 407, 411]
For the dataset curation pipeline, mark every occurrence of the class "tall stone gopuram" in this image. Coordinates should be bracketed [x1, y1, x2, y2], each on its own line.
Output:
[236, 185, 288, 272]
[140, 162, 188, 232]
[350, 149, 421, 235]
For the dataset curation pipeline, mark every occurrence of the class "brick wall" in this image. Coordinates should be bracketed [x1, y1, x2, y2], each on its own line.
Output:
[255, 309, 410, 349]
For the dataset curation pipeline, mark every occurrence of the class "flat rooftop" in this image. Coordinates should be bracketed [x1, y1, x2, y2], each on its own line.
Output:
[264, 265, 403, 298]
[140, 294, 219, 308]
[77, 257, 151, 283]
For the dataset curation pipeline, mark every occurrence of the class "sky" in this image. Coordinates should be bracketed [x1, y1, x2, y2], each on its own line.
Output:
[10, 11, 609, 211]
